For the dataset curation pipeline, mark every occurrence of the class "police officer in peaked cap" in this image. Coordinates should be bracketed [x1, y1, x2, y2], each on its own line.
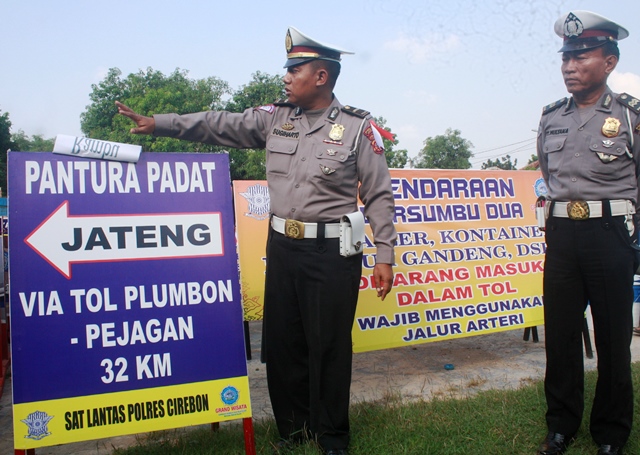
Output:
[117, 27, 396, 455]
[536, 10, 640, 455]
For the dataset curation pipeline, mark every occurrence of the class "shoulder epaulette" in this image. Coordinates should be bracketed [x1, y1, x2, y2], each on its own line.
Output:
[617, 93, 640, 114]
[273, 99, 295, 107]
[542, 98, 568, 115]
[342, 105, 370, 118]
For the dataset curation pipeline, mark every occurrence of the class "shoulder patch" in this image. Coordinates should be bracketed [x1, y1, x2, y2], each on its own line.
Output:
[542, 98, 568, 115]
[342, 105, 370, 118]
[617, 93, 640, 114]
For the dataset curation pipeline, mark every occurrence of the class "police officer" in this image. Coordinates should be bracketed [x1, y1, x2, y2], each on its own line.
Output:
[117, 26, 396, 455]
[536, 11, 640, 455]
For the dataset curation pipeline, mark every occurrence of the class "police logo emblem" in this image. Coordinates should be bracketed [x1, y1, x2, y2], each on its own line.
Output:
[22, 410, 54, 440]
[602, 139, 615, 148]
[281, 123, 294, 131]
[564, 12, 584, 38]
[602, 117, 621, 137]
[239, 184, 270, 220]
[329, 124, 345, 141]
[221, 386, 239, 405]
[326, 149, 337, 156]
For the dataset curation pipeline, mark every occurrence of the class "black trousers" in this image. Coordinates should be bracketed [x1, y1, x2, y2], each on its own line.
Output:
[263, 229, 362, 450]
[543, 214, 634, 446]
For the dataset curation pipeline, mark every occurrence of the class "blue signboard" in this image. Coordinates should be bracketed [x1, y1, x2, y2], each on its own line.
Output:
[9, 152, 251, 449]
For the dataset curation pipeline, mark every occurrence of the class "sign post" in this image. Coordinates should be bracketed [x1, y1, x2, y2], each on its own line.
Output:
[9, 152, 254, 453]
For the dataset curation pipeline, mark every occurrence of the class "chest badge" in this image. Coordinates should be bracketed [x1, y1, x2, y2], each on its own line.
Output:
[602, 139, 615, 148]
[326, 149, 337, 156]
[319, 164, 336, 175]
[281, 123, 294, 131]
[329, 124, 345, 141]
[596, 152, 618, 163]
[602, 117, 621, 138]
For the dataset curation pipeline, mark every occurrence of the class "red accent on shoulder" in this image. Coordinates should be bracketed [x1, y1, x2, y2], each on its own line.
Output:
[255, 104, 276, 114]
[363, 125, 384, 154]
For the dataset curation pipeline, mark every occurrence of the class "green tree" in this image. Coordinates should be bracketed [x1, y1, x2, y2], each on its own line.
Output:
[481, 154, 518, 170]
[81, 67, 287, 180]
[0, 110, 17, 196]
[373, 117, 407, 169]
[11, 130, 54, 151]
[81, 67, 231, 153]
[410, 128, 473, 169]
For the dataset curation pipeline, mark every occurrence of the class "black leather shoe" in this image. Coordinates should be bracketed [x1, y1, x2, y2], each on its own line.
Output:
[597, 445, 623, 455]
[324, 450, 349, 455]
[537, 432, 574, 455]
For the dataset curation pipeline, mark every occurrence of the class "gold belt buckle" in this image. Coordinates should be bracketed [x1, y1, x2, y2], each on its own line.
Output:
[567, 200, 590, 220]
[284, 219, 305, 239]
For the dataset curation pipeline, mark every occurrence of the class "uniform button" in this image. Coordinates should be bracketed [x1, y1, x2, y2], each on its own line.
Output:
[579, 127, 584, 130]
[295, 184, 300, 188]
[575, 153, 580, 157]
[291, 208, 296, 213]
[556, 143, 561, 149]
[617, 148, 622, 152]
[340, 154, 345, 159]
[301, 157, 306, 161]
[571, 178, 577, 182]
[306, 134, 312, 138]
[593, 144, 598, 148]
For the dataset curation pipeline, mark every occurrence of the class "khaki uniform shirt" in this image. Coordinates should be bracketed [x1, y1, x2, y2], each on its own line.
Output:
[537, 88, 640, 206]
[153, 96, 397, 264]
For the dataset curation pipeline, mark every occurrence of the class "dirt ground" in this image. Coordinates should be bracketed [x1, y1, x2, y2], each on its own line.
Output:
[2, 314, 640, 454]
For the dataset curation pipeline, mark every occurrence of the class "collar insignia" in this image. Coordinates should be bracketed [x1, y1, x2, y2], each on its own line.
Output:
[328, 107, 340, 121]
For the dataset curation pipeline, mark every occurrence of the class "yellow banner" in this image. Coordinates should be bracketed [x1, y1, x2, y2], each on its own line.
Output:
[13, 376, 251, 450]
[233, 170, 546, 352]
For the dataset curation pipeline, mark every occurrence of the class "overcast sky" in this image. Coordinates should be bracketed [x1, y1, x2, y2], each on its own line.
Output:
[2, 0, 639, 168]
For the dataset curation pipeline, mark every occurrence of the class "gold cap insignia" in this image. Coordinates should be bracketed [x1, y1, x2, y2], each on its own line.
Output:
[281, 123, 294, 131]
[602, 117, 621, 137]
[329, 124, 345, 141]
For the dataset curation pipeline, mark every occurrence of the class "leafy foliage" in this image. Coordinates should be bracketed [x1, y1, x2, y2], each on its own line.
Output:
[0, 110, 17, 196]
[481, 154, 518, 170]
[11, 130, 54, 152]
[410, 128, 473, 169]
[81, 68, 286, 180]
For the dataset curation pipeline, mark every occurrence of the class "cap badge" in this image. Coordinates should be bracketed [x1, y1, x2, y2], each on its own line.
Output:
[602, 117, 621, 138]
[564, 12, 584, 38]
[319, 164, 336, 175]
[329, 124, 345, 141]
[326, 149, 337, 156]
[602, 139, 615, 148]
[285, 29, 293, 53]
[281, 123, 294, 131]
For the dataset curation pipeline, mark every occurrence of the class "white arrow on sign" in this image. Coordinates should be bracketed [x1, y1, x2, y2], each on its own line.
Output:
[25, 201, 224, 279]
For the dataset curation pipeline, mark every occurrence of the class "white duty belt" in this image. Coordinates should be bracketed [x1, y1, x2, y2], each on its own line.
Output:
[271, 215, 341, 240]
[552, 199, 635, 220]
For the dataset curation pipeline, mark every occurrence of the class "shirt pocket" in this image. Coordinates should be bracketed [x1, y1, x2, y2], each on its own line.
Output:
[542, 136, 567, 174]
[313, 145, 354, 187]
[266, 136, 298, 176]
[588, 138, 628, 181]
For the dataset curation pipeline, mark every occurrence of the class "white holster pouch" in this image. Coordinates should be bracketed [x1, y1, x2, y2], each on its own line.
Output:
[339, 211, 365, 257]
